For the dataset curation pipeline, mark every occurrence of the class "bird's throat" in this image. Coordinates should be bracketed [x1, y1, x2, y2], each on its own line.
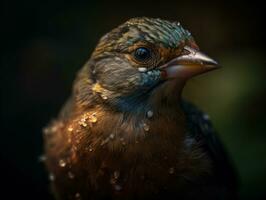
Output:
[106, 79, 184, 115]
[149, 79, 186, 107]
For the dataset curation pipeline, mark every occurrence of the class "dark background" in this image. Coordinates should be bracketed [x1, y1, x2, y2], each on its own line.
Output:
[2, 0, 266, 199]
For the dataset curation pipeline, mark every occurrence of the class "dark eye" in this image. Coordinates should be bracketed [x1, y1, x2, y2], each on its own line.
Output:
[134, 47, 152, 62]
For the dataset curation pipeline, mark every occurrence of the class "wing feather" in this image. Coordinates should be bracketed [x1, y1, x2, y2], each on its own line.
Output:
[181, 100, 238, 192]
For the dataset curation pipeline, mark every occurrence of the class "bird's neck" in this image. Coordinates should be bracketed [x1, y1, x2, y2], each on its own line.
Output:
[111, 79, 186, 115]
[69, 79, 186, 151]
[74, 68, 186, 121]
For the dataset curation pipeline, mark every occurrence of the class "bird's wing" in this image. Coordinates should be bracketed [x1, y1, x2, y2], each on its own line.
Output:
[181, 100, 238, 191]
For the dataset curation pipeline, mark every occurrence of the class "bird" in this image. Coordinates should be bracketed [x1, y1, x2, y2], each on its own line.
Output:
[42, 17, 238, 200]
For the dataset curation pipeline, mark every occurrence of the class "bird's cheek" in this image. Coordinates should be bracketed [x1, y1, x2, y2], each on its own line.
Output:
[138, 70, 161, 88]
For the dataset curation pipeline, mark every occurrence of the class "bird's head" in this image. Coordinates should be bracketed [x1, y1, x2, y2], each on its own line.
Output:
[82, 17, 219, 112]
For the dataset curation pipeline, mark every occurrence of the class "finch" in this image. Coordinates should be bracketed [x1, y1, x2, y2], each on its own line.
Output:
[43, 17, 237, 200]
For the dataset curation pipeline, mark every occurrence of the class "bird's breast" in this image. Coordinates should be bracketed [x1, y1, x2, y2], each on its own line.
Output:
[45, 107, 212, 199]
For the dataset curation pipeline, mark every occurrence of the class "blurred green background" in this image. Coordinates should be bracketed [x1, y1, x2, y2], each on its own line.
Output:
[2, 0, 265, 199]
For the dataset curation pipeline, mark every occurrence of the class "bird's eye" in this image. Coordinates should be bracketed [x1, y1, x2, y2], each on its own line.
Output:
[134, 47, 152, 62]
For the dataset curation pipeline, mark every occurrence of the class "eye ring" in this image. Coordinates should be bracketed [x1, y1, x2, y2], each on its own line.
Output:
[133, 47, 152, 63]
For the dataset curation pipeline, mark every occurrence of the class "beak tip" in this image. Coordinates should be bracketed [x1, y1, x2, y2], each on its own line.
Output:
[207, 60, 220, 68]
[183, 46, 220, 68]
[201, 56, 219, 66]
[205, 62, 221, 70]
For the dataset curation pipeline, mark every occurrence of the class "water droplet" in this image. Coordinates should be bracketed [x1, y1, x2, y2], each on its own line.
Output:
[142, 123, 150, 132]
[146, 110, 153, 118]
[138, 67, 147, 72]
[114, 184, 122, 191]
[114, 171, 120, 179]
[119, 137, 126, 145]
[80, 118, 86, 122]
[49, 173, 55, 181]
[203, 114, 210, 120]
[78, 114, 89, 127]
[75, 192, 81, 199]
[88, 113, 97, 123]
[100, 94, 108, 100]
[59, 159, 66, 167]
[68, 126, 73, 132]
[79, 121, 87, 127]
[42, 127, 50, 135]
[89, 148, 93, 152]
[109, 134, 115, 139]
[38, 155, 46, 162]
[169, 167, 175, 174]
[184, 137, 195, 147]
[110, 170, 120, 185]
[82, 123, 87, 127]
[177, 22, 180, 26]
[68, 171, 75, 179]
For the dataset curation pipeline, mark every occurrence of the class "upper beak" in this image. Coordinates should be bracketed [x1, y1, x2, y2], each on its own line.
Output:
[159, 46, 220, 79]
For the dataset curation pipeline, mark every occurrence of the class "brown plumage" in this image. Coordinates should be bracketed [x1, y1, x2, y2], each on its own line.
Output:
[43, 17, 237, 200]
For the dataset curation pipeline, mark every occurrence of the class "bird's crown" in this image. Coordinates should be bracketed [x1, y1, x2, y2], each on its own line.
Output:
[92, 17, 194, 58]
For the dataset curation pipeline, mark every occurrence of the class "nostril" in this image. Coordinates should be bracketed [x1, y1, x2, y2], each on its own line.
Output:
[180, 48, 191, 56]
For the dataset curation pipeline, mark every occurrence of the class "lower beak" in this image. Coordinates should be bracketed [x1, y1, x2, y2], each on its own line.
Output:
[159, 46, 220, 79]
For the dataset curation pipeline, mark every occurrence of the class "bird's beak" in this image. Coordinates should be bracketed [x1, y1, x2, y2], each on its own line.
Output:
[159, 46, 220, 80]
